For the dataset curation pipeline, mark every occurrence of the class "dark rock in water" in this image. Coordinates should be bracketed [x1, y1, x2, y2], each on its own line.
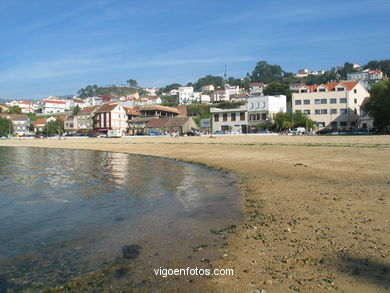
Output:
[114, 267, 129, 279]
[0, 275, 20, 292]
[114, 216, 125, 222]
[122, 244, 141, 259]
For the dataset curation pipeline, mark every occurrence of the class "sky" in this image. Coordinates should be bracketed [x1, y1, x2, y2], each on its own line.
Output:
[0, 0, 389, 99]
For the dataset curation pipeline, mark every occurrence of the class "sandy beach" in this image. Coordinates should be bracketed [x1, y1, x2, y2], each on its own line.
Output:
[1, 135, 389, 292]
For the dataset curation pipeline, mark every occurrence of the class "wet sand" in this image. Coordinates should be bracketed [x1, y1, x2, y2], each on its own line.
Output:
[1, 135, 389, 292]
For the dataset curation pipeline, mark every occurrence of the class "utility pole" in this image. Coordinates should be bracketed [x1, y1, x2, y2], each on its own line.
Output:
[224, 64, 227, 83]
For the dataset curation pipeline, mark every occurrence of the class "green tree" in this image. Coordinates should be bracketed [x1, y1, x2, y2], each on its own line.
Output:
[364, 80, 390, 132]
[227, 77, 250, 90]
[251, 61, 284, 84]
[365, 59, 390, 76]
[273, 112, 315, 131]
[337, 62, 358, 79]
[0, 117, 13, 136]
[193, 75, 224, 91]
[263, 82, 292, 105]
[44, 119, 64, 136]
[73, 105, 81, 115]
[7, 106, 22, 114]
[126, 79, 138, 88]
[161, 95, 179, 107]
[158, 83, 182, 94]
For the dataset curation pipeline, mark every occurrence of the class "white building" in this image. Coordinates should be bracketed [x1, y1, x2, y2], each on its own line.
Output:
[212, 89, 230, 103]
[247, 95, 286, 128]
[347, 69, 384, 82]
[177, 86, 201, 104]
[43, 99, 67, 114]
[84, 96, 103, 107]
[224, 84, 240, 96]
[249, 83, 266, 95]
[6, 100, 34, 113]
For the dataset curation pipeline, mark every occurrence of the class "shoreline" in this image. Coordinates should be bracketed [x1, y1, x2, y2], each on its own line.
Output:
[1, 136, 389, 292]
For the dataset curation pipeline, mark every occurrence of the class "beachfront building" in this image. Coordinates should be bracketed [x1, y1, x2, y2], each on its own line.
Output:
[74, 106, 98, 131]
[292, 81, 370, 130]
[247, 95, 286, 130]
[64, 116, 75, 134]
[93, 103, 128, 135]
[128, 105, 180, 135]
[0, 114, 31, 135]
[43, 99, 66, 114]
[145, 117, 197, 135]
[210, 105, 248, 133]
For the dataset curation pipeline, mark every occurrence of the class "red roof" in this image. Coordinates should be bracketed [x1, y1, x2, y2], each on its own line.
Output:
[299, 81, 359, 92]
[78, 106, 98, 114]
[34, 118, 47, 127]
[43, 100, 66, 104]
[97, 103, 119, 113]
[139, 105, 179, 113]
[123, 107, 140, 116]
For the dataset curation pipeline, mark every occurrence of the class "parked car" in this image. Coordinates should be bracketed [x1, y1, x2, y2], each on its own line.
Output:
[149, 131, 162, 136]
[136, 132, 145, 136]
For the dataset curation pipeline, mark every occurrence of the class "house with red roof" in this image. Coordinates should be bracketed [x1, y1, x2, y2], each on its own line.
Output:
[292, 81, 370, 130]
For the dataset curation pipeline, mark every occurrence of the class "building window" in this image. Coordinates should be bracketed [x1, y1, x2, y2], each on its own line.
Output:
[295, 100, 302, 105]
[315, 99, 321, 104]
[331, 122, 338, 128]
[321, 99, 327, 104]
[316, 122, 325, 127]
[303, 110, 310, 115]
[340, 121, 347, 127]
[354, 98, 357, 104]
[262, 113, 267, 120]
[256, 114, 261, 120]
[354, 89, 357, 94]
[340, 108, 347, 114]
[330, 109, 337, 114]
[337, 87, 345, 91]
[240, 112, 245, 121]
[223, 114, 227, 121]
[340, 98, 347, 103]
[301, 89, 308, 93]
[214, 114, 219, 122]
[319, 88, 326, 92]
[315, 109, 321, 114]
[295, 110, 302, 114]
[320, 109, 327, 114]
[304, 99, 310, 105]
[231, 113, 236, 121]
[330, 98, 337, 104]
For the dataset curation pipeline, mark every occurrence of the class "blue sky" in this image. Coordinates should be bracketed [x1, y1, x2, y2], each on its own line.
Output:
[0, 0, 389, 99]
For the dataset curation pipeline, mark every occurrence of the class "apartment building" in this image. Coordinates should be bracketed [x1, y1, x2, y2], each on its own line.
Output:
[210, 105, 248, 133]
[292, 81, 369, 129]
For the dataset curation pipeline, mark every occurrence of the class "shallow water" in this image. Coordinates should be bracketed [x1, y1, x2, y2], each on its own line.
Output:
[0, 147, 241, 291]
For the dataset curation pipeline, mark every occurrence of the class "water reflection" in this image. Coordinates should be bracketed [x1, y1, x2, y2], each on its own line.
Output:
[0, 147, 241, 291]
